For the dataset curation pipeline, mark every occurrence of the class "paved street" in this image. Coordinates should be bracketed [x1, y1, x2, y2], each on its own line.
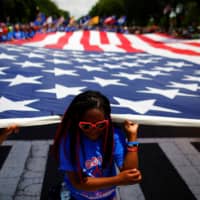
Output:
[0, 125, 200, 200]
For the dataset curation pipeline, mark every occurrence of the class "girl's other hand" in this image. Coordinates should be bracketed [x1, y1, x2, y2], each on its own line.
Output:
[123, 120, 139, 141]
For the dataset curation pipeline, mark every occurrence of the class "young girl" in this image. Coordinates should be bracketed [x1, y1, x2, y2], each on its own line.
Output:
[53, 90, 142, 200]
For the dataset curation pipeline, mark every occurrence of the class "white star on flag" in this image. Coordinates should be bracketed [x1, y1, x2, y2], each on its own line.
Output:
[34, 48, 49, 54]
[111, 97, 180, 114]
[103, 63, 124, 69]
[183, 75, 200, 83]
[136, 58, 156, 64]
[37, 84, 86, 99]
[138, 87, 180, 99]
[137, 70, 168, 77]
[151, 57, 163, 61]
[112, 72, 151, 80]
[75, 58, 92, 63]
[24, 52, 45, 58]
[83, 76, 127, 87]
[88, 54, 103, 58]
[53, 53, 67, 58]
[93, 58, 107, 62]
[137, 87, 198, 99]
[111, 57, 124, 61]
[43, 68, 79, 76]
[123, 55, 138, 59]
[7, 47, 24, 52]
[14, 61, 44, 68]
[48, 58, 71, 64]
[167, 81, 199, 91]
[104, 53, 117, 56]
[166, 61, 193, 68]
[0, 75, 42, 86]
[0, 67, 9, 75]
[153, 66, 180, 72]
[120, 62, 142, 67]
[0, 97, 39, 112]
[0, 53, 17, 60]
[77, 65, 106, 72]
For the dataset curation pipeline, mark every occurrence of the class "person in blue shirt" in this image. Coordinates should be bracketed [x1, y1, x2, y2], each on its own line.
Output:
[53, 90, 142, 200]
[13, 23, 27, 40]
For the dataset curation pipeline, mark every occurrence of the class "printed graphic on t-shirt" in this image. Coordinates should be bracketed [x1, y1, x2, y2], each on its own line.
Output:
[85, 156, 103, 177]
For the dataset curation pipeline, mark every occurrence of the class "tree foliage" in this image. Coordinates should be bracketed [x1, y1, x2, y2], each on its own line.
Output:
[182, 1, 200, 26]
[89, 0, 126, 17]
[89, 0, 200, 27]
[0, 0, 199, 28]
[0, 0, 69, 23]
[36, 0, 69, 19]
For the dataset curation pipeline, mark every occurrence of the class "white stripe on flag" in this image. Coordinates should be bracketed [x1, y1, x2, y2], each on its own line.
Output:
[165, 43, 200, 53]
[90, 30, 101, 45]
[90, 31, 125, 52]
[124, 34, 200, 64]
[144, 33, 200, 53]
[63, 30, 84, 50]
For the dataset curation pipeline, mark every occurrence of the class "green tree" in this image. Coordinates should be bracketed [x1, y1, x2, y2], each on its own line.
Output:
[36, 0, 69, 19]
[89, 0, 126, 18]
[88, 0, 200, 27]
[182, 1, 200, 26]
[0, 0, 69, 23]
[123, 0, 167, 25]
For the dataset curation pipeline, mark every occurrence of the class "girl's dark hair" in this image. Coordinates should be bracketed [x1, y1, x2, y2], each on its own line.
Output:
[53, 90, 114, 181]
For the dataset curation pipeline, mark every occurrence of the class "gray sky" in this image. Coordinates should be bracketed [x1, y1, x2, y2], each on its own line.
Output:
[52, 0, 98, 18]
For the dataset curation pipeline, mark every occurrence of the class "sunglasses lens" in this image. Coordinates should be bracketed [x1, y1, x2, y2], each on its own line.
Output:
[80, 123, 92, 130]
[96, 121, 107, 129]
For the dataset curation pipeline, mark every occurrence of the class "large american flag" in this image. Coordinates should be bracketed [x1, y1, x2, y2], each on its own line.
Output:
[0, 30, 200, 127]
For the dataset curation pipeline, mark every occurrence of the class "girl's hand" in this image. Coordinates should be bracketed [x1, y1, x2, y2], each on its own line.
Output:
[3, 124, 19, 136]
[123, 120, 139, 141]
[117, 168, 142, 185]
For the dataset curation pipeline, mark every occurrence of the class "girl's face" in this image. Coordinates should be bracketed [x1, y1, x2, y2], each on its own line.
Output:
[79, 108, 108, 140]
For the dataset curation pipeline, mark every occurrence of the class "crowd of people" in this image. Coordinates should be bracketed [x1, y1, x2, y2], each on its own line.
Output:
[0, 13, 130, 42]
[0, 22, 36, 42]
[1, 12, 200, 43]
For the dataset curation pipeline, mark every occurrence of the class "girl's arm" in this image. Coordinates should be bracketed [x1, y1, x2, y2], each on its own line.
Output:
[121, 120, 139, 170]
[66, 168, 141, 191]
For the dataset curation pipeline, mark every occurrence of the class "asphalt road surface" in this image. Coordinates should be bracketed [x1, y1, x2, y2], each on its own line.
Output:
[0, 124, 200, 200]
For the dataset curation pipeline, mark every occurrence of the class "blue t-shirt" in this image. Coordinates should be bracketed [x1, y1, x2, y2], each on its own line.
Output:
[59, 127, 126, 200]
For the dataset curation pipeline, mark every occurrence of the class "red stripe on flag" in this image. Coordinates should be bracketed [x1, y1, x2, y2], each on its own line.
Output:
[8, 33, 54, 45]
[184, 42, 200, 47]
[155, 32, 174, 39]
[99, 31, 110, 44]
[153, 33, 200, 47]
[45, 32, 73, 49]
[116, 33, 143, 53]
[137, 34, 200, 56]
[80, 31, 103, 51]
